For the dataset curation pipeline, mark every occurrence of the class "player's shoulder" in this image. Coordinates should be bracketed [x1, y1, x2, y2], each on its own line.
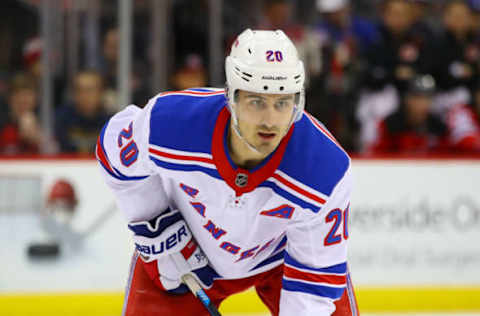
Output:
[147, 88, 227, 153]
[148, 87, 226, 116]
[278, 112, 351, 209]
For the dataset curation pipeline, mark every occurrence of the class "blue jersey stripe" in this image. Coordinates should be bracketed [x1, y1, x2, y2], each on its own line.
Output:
[250, 249, 285, 272]
[98, 163, 121, 180]
[99, 120, 110, 156]
[284, 252, 347, 274]
[282, 279, 345, 299]
[112, 166, 149, 181]
[258, 181, 321, 213]
[99, 163, 149, 181]
[185, 88, 220, 92]
[272, 235, 287, 253]
[149, 156, 222, 180]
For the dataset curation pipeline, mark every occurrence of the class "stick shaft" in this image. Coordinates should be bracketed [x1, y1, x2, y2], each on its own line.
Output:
[182, 274, 222, 316]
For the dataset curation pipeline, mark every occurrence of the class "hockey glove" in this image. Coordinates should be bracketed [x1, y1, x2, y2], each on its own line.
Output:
[128, 209, 218, 293]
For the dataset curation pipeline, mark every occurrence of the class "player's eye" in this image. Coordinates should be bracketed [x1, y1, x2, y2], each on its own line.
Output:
[275, 100, 291, 111]
[249, 99, 266, 110]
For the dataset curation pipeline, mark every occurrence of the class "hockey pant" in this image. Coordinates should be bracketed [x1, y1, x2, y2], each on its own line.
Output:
[122, 252, 359, 316]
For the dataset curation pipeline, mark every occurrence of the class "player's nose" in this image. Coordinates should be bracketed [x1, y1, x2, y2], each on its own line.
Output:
[259, 103, 278, 127]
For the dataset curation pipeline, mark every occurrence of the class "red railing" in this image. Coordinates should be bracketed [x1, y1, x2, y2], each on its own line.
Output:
[1, 153, 480, 161]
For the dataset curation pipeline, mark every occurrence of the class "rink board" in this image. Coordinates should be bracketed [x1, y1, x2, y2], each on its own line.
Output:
[0, 158, 479, 314]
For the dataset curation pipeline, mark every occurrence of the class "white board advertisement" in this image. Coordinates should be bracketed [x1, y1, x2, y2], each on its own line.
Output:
[349, 160, 480, 285]
[1, 159, 479, 293]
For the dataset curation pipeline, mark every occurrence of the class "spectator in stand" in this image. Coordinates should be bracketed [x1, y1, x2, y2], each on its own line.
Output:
[55, 70, 109, 154]
[0, 73, 44, 154]
[258, 0, 294, 30]
[22, 37, 65, 108]
[474, 83, 480, 125]
[364, 0, 436, 93]
[315, 0, 379, 54]
[0, 73, 8, 128]
[433, 0, 479, 114]
[370, 75, 450, 154]
[22, 38, 43, 80]
[410, 0, 440, 40]
[308, 0, 378, 151]
[468, 0, 480, 84]
[257, 0, 322, 85]
[100, 28, 119, 114]
[0, 0, 38, 75]
[356, 0, 437, 152]
[100, 27, 150, 112]
[171, 54, 207, 91]
[173, 0, 246, 74]
[173, 0, 209, 65]
[469, 0, 480, 33]
[447, 81, 480, 152]
[100, 28, 118, 90]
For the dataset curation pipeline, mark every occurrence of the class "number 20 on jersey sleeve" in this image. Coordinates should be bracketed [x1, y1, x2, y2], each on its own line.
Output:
[117, 122, 139, 167]
[324, 204, 349, 246]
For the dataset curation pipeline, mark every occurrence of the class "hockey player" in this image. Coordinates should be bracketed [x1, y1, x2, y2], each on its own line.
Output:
[97, 29, 358, 316]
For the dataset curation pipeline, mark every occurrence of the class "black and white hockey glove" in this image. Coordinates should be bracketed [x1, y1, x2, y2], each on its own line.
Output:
[128, 209, 218, 293]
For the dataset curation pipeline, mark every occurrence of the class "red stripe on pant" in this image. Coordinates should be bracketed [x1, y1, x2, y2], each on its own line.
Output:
[122, 254, 359, 316]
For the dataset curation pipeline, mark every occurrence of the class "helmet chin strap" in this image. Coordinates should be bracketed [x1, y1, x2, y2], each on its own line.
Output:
[231, 114, 262, 155]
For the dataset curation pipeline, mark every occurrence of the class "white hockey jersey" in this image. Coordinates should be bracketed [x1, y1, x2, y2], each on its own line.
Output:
[96, 88, 355, 316]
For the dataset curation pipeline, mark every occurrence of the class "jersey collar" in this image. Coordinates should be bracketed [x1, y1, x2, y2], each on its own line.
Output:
[211, 107, 294, 196]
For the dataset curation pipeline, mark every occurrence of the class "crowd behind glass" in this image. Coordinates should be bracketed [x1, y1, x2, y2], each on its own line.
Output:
[1, 0, 480, 156]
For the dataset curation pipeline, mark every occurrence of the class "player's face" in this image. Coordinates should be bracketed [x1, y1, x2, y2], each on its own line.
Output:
[234, 90, 296, 155]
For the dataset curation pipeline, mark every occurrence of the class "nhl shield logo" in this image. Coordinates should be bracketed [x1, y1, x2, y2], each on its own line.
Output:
[235, 173, 248, 187]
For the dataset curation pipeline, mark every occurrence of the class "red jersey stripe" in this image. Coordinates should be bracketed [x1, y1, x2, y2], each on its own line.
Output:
[284, 265, 346, 285]
[159, 90, 224, 97]
[149, 148, 214, 165]
[272, 173, 326, 205]
[96, 136, 115, 173]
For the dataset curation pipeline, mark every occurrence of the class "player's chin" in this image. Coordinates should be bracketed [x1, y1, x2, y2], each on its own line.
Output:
[256, 140, 279, 155]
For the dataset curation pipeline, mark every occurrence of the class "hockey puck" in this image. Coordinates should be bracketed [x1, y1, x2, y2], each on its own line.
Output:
[27, 242, 60, 258]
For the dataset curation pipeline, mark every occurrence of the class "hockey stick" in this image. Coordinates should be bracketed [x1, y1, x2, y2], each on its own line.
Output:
[181, 273, 222, 316]
[171, 252, 222, 316]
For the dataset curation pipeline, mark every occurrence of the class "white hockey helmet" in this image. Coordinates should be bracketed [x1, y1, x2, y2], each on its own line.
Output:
[225, 29, 305, 123]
